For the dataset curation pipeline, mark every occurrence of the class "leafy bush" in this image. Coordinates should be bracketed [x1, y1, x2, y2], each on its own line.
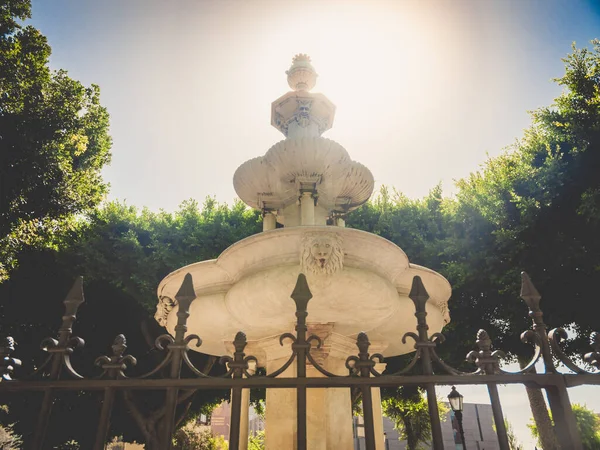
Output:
[173, 420, 228, 450]
[248, 431, 265, 450]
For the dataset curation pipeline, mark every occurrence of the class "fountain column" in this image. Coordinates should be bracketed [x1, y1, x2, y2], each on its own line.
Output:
[300, 191, 315, 226]
[263, 211, 277, 231]
[254, 331, 361, 450]
[371, 362, 388, 450]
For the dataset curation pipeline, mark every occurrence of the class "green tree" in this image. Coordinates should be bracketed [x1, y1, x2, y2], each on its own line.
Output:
[442, 39, 600, 356]
[349, 39, 600, 448]
[381, 386, 448, 450]
[173, 420, 228, 450]
[248, 431, 265, 450]
[497, 418, 523, 450]
[528, 404, 600, 449]
[0, 0, 112, 281]
[403, 40, 599, 448]
[0, 405, 22, 450]
[0, 198, 261, 448]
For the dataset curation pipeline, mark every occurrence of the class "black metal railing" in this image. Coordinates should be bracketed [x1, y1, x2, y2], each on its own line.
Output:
[1, 272, 599, 450]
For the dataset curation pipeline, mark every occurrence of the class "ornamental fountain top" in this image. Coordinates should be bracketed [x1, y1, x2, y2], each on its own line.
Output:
[233, 54, 374, 226]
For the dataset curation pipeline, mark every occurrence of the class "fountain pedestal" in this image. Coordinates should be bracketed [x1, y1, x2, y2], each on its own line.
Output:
[249, 328, 387, 450]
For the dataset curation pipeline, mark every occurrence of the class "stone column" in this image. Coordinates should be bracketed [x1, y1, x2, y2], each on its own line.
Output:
[334, 216, 345, 227]
[239, 361, 257, 450]
[371, 362, 387, 450]
[251, 330, 362, 450]
[263, 211, 277, 231]
[300, 191, 315, 226]
[256, 337, 297, 450]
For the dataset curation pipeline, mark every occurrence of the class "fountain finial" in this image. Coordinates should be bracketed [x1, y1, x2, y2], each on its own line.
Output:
[286, 54, 317, 91]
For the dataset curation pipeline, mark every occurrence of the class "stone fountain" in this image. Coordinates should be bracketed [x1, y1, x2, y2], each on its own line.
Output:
[155, 54, 451, 450]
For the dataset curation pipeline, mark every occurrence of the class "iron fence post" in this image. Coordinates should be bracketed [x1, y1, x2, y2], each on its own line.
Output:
[227, 331, 251, 450]
[31, 277, 85, 450]
[409, 276, 445, 450]
[487, 383, 509, 450]
[93, 335, 137, 450]
[291, 273, 312, 450]
[161, 273, 196, 450]
[521, 272, 583, 450]
[355, 333, 377, 450]
[467, 329, 511, 450]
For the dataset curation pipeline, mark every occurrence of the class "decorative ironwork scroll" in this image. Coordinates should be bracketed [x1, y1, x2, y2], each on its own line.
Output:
[0, 271, 598, 450]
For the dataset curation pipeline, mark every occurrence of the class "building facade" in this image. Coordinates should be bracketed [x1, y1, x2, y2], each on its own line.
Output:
[354, 403, 500, 450]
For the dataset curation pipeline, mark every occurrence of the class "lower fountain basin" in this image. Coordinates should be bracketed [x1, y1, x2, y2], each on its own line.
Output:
[156, 226, 451, 357]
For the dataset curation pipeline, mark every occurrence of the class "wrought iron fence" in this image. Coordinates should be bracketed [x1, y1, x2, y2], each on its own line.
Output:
[1, 271, 599, 450]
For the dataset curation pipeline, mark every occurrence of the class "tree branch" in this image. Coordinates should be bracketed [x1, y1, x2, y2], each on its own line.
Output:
[122, 390, 153, 443]
[175, 398, 194, 428]
[203, 355, 217, 374]
[178, 389, 197, 404]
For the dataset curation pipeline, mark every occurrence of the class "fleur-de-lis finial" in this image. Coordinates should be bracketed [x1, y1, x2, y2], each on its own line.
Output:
[220, 331, 257, 378]
[37, 277, 86, 379]
[476, 329, 492, 352]
[356, 332, 370, 355]
[111, 334, 127, 357]
[95, 334, 137, 378]
[346, 332, 383, 377]
[466, 329, 504, 374]
[233, 331, 247, 354]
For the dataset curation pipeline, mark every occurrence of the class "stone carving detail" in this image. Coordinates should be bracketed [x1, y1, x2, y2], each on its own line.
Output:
[439, 303, 450, 325]
[286, 54, 317, 91]
[300, 233, 344, 275]
[296, 99, 312, 128]
[155, 296, 176, 327]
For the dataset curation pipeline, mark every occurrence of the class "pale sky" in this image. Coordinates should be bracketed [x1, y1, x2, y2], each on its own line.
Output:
[29, 0, 600, 447]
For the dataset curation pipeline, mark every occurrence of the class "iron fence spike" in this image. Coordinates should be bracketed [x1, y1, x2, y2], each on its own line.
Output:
[409, 276, 429, 304]
[175, 273, 196, 302]
[291, 273, 313, 308]
[64, 276, 85, 307]
[520, 271, 541, 308]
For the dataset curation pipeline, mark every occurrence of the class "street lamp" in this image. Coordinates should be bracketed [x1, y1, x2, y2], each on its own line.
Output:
[448, 386, 467, 449]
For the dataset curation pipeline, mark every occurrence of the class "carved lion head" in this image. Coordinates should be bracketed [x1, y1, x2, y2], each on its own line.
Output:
[154, 296, 176, 327]
[300, 233, 344, 275]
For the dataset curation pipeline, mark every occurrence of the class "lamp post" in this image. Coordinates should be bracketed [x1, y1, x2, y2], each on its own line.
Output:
[448, 386, 467, 450]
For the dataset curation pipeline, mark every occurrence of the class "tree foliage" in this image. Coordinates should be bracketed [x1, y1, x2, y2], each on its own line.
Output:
[173, 420, 228, 450]
[496, 418, 524, 450]
[528, 404, 600, 449]
[0, 197, 260, 448]
[347, 39, 600, 363]
[381, 386, 447, 450]
[0, 405, 22, 450]
[443, 39, 600, 357]
[248, 431, 265, 450]
[0, 0, 112, 281]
